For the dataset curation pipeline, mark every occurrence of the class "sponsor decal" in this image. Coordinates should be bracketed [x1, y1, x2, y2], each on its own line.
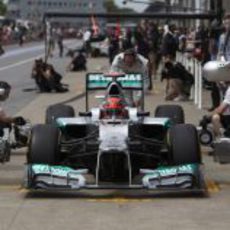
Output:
[32, 164, 86, 178]
[87, 73, 142, 88]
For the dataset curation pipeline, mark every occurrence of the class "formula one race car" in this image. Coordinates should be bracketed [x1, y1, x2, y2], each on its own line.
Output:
[25, 73, 205, 193]
[0, 119, 31, 163]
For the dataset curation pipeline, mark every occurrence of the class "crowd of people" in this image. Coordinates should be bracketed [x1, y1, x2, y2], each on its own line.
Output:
[2, 15, 230, 138]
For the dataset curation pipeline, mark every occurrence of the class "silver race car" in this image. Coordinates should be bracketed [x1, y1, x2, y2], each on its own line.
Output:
[25, 73, 205, 193]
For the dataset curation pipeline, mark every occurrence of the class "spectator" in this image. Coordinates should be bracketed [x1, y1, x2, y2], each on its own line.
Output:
[108, 28, 120, 64]
[160, 24, 178, 61]
[56, 28, 64, 57]
[0, 27, 4, 55]
[121, 28, 133, 51]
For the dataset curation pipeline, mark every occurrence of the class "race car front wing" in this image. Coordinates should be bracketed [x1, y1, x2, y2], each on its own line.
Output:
[24, 163, 205, 193]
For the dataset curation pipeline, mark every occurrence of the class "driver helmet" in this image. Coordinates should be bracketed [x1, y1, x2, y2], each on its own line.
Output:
[101, 96, 128, 118]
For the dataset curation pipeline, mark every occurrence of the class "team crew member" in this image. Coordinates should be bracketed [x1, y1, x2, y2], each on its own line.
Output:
[110, 49, 149, 106]
[211, 82, 230, 137]
[0, 81, 25, 125]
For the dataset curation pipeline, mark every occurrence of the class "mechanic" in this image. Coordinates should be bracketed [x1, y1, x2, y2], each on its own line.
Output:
[211, 81, 230, 137]
[209, 13, 230, 137]
[0, 81, 26, 125]
[110, 48, 149, 106]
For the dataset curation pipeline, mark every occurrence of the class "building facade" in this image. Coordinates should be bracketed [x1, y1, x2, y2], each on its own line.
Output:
[7, 0, 105, 24]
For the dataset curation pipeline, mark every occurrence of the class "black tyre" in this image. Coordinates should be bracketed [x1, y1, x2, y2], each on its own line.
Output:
[169, 124, 201, 165]
[28, 124, 60, 164]
[46, 104, 75, 124]
[155, 104, 184, 124]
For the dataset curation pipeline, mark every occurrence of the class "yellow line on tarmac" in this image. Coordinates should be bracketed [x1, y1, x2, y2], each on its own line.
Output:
[205, 178, 220, 193]
[86, 198, 153, 204]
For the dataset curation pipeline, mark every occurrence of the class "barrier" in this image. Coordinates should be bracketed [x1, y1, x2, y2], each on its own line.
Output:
[176, 51, 203, 109]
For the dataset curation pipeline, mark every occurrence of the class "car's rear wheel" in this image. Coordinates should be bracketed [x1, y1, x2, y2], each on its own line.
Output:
[155, 104, 185, 124]
[169, 124, 201, 165]
[28, 124, 60, 164]
[46, 104, 75, 124]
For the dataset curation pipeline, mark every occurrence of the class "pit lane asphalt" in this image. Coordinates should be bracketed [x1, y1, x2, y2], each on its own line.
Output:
[0, 56, 230, 230]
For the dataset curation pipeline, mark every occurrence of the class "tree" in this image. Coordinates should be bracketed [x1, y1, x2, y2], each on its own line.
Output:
[0, 0, 7, 16]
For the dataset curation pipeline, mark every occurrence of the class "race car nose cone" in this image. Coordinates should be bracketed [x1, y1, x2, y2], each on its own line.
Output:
[203, 61, 230, 82]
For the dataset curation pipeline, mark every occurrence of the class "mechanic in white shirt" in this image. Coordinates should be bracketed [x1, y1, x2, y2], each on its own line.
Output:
[110, 48, 149, 106]
[212, 83, 230, 137]
[0, 81, 25, 125]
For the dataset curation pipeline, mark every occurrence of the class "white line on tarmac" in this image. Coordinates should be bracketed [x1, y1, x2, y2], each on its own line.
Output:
[0, 54, 43, 72]
[0, 40, 79, 72]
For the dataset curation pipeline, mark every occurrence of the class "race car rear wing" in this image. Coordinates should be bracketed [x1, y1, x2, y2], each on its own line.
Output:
[85, 73, 144, 111]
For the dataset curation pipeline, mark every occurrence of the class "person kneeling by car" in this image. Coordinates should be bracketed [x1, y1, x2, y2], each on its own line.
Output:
[210, 81, 230, 138]
[0, 81, 26, 126]
[0, 81, 27, 162]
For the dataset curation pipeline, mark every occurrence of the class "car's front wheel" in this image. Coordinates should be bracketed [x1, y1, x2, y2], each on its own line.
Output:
[155, 104, 185, 125]
[169, 124, 201, 165]
[27, 124, 60, 164]
[46, 104, 75, 124]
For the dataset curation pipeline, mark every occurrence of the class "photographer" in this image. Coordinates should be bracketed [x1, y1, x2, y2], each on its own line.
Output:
[162, 57, 193, 101]
[32, 60, 68, 93]
[31, 59, 50, 92]
[44, 65, 68, 93]
[67, 50, 87, 71]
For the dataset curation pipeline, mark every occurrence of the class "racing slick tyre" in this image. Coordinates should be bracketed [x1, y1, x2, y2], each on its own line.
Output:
[155, 105, 184, 124]
[169, 124, 201, 165]
[28, 124, 60, 164]
[46, 104, 75, 124]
